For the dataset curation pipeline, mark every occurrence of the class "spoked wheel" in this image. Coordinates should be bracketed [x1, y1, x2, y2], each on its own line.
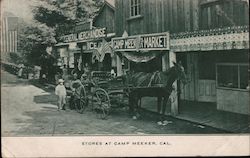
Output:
[74, 85, 88, 114]
[91, 88, 110, 119]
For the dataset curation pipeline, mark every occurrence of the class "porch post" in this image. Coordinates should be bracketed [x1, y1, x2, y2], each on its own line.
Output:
[169, 50, 179, 116]
[116, 54, 122, 76]
[67, 46, 70, 74]
[162, 51, 169, 71]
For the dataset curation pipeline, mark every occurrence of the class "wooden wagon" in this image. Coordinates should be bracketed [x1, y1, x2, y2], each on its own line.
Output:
[72, 63, 187, 121]
[90, 71, 129, 119]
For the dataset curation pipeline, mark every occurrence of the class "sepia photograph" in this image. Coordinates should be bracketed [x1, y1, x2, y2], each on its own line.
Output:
[1, 0, 250, 157]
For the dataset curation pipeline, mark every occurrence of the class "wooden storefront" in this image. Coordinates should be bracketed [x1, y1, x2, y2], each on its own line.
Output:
[112, 31, 170, 75]
[55, 1, 115, 74]
[114, 0, 249, 115]
[171, 26, 249, 115]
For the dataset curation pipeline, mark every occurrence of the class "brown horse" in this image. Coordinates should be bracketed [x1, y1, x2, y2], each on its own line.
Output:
[126, 62, 187, 120]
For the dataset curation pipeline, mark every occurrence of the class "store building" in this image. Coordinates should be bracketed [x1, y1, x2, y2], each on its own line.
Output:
[55, 0, 115, 75]
[113, 0, 249, 115]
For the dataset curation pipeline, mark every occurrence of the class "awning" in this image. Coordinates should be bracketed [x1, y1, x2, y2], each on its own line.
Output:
[121, 51, 162, 63]
[170, 26, 249, 52]
[54, 42, 70, 47]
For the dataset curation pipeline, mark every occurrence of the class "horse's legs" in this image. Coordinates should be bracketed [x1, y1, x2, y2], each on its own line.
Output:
[128, 93, 135, 114]
[160, 97, 169, 121]
[138, 97, 141, 108]
[157, 97, 162, 114]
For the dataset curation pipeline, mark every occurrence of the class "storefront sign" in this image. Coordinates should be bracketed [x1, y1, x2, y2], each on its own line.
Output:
[112, 36, 138, 50]
[60, 28, 106, 43]
[87, 41, 102, 50]
[112, 32, 170, 51]
[78, 28, 106, 40]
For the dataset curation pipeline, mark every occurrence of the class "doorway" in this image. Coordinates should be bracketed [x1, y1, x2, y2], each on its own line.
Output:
[176, 52, 216, 103]
[197, 53, 216, 102]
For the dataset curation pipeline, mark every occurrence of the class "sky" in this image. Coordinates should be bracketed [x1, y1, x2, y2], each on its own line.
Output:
[106, 0, 115, 7]
[1, 0, 115, 22]
[1, 0, 35, 21]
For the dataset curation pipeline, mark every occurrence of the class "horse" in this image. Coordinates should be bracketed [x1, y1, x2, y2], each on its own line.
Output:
[125, 62, 187, 121]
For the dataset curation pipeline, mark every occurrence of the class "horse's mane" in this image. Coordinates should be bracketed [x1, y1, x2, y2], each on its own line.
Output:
[126, 66, 175, 87]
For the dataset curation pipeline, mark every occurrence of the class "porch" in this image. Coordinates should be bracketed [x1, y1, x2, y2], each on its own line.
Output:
[141, 97, 250, 133]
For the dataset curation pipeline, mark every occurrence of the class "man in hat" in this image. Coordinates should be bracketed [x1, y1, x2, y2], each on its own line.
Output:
[55, 79, 67, 110]
[80, 73, 92, 92]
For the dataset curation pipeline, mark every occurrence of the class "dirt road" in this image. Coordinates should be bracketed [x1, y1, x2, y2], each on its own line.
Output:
[1, 70, 225, 136]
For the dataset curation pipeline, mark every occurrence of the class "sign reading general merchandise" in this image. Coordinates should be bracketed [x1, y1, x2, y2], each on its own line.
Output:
[112, 32, 170, 51]
[60, 28, 106, 43]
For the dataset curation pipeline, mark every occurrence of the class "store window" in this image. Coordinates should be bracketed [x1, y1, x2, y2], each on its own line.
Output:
[216, 63, 249, 90]
[130, 0, 141, 17]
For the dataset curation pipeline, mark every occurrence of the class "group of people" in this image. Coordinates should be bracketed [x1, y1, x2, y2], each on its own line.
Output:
[54, 63, 118, 111]
[54, 66, 92, 111]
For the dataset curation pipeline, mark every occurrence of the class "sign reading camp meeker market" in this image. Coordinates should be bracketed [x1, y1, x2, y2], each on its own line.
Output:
[112, 32, 170, 51]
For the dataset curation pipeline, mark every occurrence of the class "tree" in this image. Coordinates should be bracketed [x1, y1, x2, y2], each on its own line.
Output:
[18, 0, 104, 66]
[18, 18, 56, 65]
[32, 0, 76, 26]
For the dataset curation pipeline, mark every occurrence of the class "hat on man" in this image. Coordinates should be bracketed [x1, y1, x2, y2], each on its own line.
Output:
[58, 79, 64, 83]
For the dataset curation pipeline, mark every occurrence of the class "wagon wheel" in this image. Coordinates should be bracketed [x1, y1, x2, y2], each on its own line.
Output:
[74, 85, 88, 114]
[91, 88, 110, 119]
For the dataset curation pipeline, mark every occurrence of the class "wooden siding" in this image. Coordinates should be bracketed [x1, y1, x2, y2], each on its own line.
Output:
[93, 4, 115, 34]
[115, 0, 249, 36]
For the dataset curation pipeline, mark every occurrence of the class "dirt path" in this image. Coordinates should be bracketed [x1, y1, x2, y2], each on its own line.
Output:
[1, 70, 225, 136]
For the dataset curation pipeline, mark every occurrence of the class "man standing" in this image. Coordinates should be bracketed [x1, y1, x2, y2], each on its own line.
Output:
[69, 73, 82, 109]
[55, 79, 67, 110]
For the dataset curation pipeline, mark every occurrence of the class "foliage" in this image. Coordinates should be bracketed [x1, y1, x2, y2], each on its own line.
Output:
[9, 52, 23, 64]
[17, 0, 104, 66]
[32, 1, 70, 27]
[17, 18, 55, 65]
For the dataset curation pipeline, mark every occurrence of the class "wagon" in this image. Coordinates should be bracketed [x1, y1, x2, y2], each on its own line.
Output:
[72, 62, 186, 120]
[70, 80, 89, 114]
[90, 71, 129, 119]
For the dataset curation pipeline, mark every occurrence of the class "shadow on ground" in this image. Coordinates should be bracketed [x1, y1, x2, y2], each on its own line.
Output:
[29, 80, 55, 93]
[5, 104, 226, 136]
[33, 94, 58, 105]
[1, 79, 31, 87]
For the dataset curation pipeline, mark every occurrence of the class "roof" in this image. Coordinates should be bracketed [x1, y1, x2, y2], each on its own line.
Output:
[98, 0, 115, 13]
[93, 0, 115, 22]
[105, 0, 115, 8]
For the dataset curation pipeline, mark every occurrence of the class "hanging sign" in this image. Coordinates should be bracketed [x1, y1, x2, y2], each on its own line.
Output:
[60, 28, 106, 43]
[112, 32, 170, 51]
[87, 41, 102, 50]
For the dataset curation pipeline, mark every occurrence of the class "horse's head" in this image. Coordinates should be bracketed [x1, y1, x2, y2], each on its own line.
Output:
[172, 61, 188, 84]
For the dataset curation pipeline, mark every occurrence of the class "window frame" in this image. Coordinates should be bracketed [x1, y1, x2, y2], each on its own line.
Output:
[129, 0, 141, 18]
[216, 63, 249, 91]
